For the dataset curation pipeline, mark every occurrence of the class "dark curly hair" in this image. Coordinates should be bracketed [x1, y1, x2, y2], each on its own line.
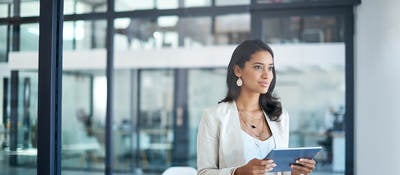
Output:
[219, 39, 282, 121]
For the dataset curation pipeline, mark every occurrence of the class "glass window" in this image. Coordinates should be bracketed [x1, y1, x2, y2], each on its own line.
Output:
[61, 71, 106, 171]
[0, 25, 8, 62]
[114, 14, 250, 50]
[0, 71, 38, 174]
[63, 20, 106, 50]
[20, 23, 39, 51]
[139, 70, 174, 172]
[21, 0, 39, 17]
[64, 0, 106, 15]
[260, 14, 345, 174]
[187, 68, 226, 167]
[157, 0, 178, 9]
[216, 0, 250, 6]
[257, 0, 342, 4]
[0, 2, 11, 18]
[115, 0, 154, 11]
[262, 16, 344, 43]
[184, 0, 211, 7]
[215, 13, 251, 45]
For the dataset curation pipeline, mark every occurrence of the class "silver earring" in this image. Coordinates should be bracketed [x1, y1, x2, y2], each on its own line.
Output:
[236, 77, 243, 87]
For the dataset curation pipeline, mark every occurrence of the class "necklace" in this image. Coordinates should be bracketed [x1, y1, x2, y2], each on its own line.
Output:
[239, 117, 267, 140]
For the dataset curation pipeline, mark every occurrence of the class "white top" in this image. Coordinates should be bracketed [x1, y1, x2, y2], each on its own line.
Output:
[241, 131, 276, 162]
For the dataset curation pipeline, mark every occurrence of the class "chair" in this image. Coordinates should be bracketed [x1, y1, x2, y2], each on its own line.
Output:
[162, 166, 197, 175]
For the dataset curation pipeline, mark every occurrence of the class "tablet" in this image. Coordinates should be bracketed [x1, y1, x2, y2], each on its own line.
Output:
[264, 146, 322, 172]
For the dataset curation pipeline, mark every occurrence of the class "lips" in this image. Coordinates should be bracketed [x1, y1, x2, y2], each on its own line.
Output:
[259, 82, 270, 87]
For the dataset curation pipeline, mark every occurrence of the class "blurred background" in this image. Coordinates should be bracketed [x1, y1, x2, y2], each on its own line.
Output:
[0, 0, 399, 175]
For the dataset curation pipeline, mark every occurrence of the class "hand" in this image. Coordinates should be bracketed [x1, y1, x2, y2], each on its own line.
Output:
[290, 158, 316, 175]
[235, 158, 276, 175]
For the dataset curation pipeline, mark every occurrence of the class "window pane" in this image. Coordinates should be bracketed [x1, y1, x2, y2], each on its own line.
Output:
[216, 0, 250, 6]
[21, 0, 39, 17]
[115, 0, 155, 11]
[63, 20, 106, 50]
[215, 14, 250, 45]
[64, 0, 106, 15]
[139, 70, 174, 171]
[1, 71, 39, 174]
[184, 0, 211, 7]
[261, 15, 346, 175]
[20, 23, 39, 51]
[257, 0, 345, 4]
[188, 68, 226, 167]
[61, 71, 107, 171]
[0, 25, 8, 62]
[114, 14, 250, 50]
[157, 0, 178, 9]
[262, 16, 344, 43]
[0, 3, 11, 18]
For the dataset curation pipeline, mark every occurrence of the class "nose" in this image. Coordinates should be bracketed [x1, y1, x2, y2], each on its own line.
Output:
[262, 69, 270, 79]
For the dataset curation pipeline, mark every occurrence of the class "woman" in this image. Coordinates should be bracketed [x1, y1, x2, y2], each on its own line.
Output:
[197, 40, 316, 175]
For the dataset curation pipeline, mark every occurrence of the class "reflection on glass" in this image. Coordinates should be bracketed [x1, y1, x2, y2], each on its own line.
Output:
[139, 70, 174, 172]
[20, 23, 39, 51]
[61, 71, 105, 170]
[0, 25, 8, 62]
[262, 16, 344, 43]
[187, 68, 226, 167]
[64, 0, 106, 15]
[21, 0, 39, 17]
[63, 20, 106, 50]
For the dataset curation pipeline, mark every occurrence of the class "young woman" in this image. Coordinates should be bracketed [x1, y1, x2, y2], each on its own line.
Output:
[197, 40, 316, 175]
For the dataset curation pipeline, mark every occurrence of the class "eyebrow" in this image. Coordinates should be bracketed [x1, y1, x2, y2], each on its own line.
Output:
[252, 62, 274, 65]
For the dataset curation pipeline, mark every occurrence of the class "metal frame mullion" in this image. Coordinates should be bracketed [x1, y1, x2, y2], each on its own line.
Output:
[37, 0, 63, 174]
[105, 0, 115, 174]
[344, 6, 355, 175]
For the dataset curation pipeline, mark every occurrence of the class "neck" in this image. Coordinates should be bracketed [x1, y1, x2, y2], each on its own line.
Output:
[235, 91, 260, 111]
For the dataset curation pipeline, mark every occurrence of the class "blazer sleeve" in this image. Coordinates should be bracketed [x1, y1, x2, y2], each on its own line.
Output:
[197, 109, 236, 175]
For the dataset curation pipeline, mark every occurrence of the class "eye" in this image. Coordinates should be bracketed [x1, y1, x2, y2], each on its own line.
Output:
[254, 65, 263, 70]
[268, 66, 274, 71]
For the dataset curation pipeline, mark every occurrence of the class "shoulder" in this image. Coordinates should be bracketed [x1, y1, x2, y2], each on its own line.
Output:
[202, 101, 235, 122]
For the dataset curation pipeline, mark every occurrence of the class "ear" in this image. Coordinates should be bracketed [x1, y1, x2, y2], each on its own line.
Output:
[233, 65, 242, 77]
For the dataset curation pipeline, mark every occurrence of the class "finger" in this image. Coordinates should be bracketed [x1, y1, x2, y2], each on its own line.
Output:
[291, 164, 313, 174]
[298, 158, 316, 164]
[296, 159, 315, 169]
[260, 159, 274, 165]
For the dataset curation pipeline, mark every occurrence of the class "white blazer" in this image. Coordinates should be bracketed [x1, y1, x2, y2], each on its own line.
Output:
[197, 101, 290, 175]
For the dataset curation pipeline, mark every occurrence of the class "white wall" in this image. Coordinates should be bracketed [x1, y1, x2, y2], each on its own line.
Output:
[355, 0, 400, 174]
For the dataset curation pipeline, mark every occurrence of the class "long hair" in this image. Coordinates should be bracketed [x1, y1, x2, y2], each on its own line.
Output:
[219, 39, 282, 121]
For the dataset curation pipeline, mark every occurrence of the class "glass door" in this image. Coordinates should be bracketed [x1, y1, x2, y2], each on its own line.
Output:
[252, 9, 347, 174]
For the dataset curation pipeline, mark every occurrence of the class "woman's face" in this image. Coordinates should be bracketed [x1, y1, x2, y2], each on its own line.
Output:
[235, 50, 274, 95]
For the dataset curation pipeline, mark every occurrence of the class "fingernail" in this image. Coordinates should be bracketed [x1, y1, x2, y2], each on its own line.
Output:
[272, 163, 277, 167]
[296, 160, 299, 163]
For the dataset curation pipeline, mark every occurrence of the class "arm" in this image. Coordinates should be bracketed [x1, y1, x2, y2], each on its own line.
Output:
[197, 110, 236, 175]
